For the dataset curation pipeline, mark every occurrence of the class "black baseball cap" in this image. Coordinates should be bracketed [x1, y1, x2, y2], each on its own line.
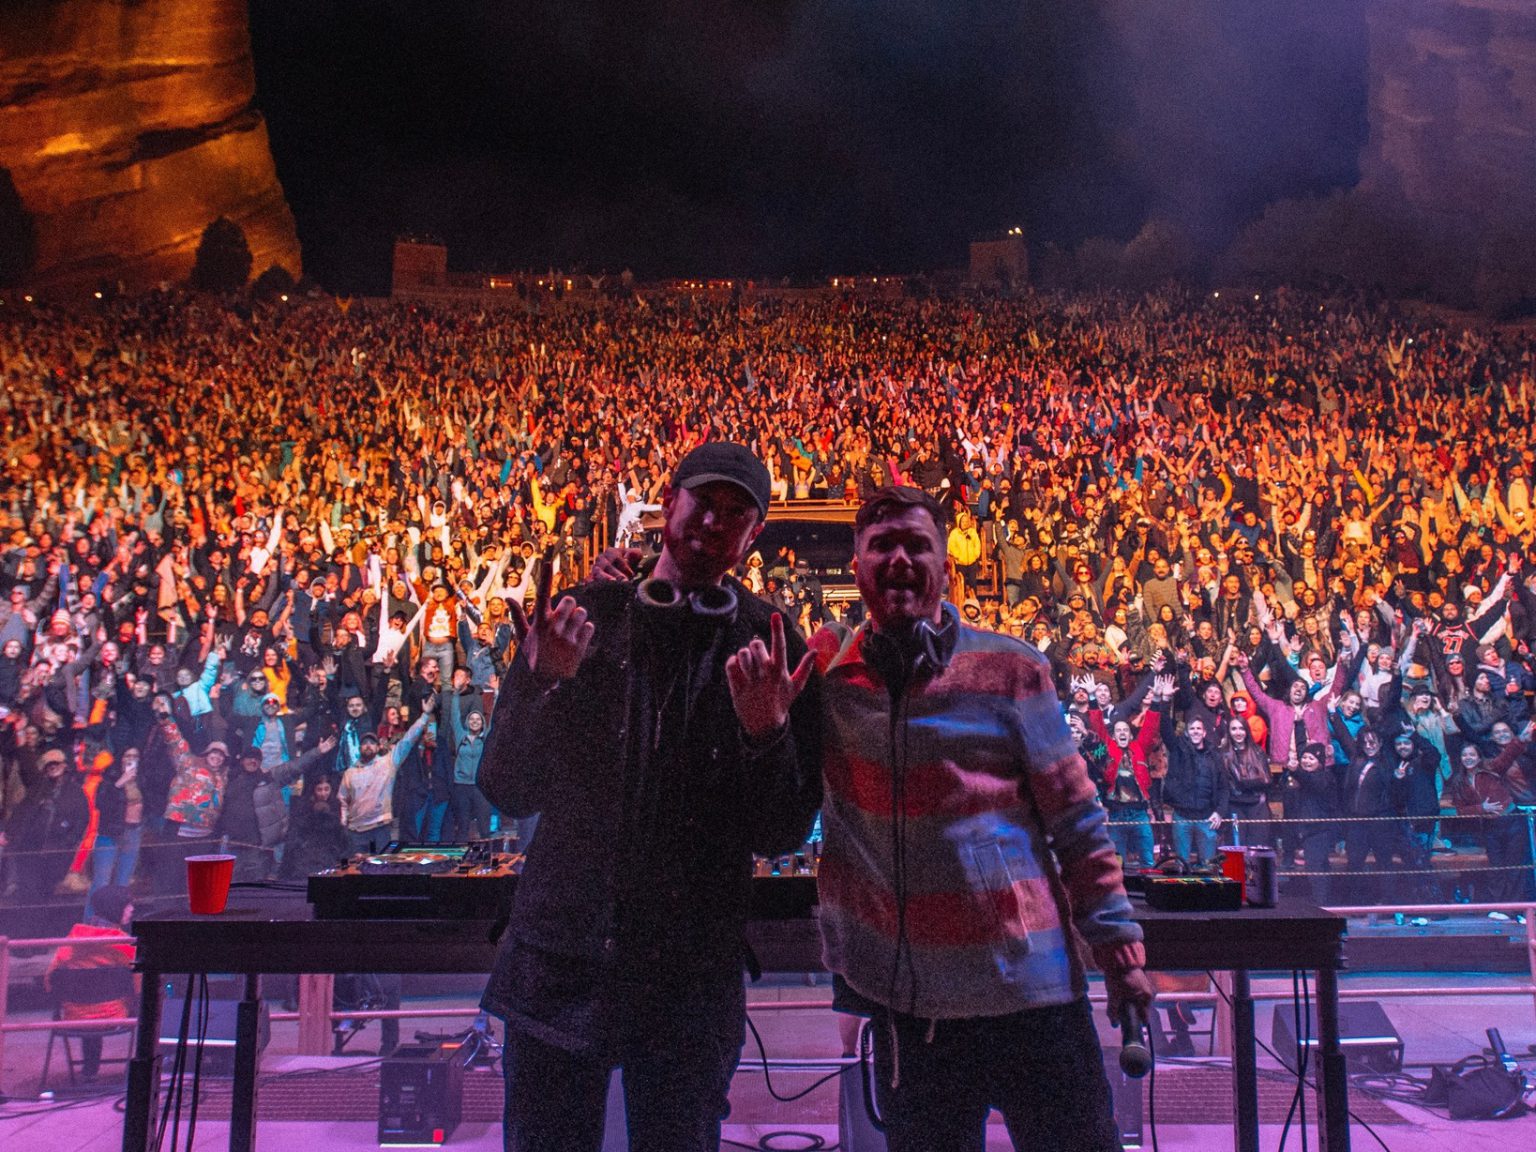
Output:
[671, 443, 771, 517]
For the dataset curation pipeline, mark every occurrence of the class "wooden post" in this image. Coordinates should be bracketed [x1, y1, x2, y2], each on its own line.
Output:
[1212, 969, 1235, 1057]
[297, 973, 335, 1056]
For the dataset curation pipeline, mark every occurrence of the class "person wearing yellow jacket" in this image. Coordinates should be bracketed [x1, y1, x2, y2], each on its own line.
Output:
[947, 506, 983, 600]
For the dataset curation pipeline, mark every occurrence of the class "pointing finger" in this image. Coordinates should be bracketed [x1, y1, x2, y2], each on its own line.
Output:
[769, 612, 786, 670]
[533, 546, 555, 627]
[508, 599, 530, 644]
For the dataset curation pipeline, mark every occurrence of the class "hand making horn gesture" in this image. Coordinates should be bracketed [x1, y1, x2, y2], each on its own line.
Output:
[726, 612, 813, 742]
[509, 547, 594, 682]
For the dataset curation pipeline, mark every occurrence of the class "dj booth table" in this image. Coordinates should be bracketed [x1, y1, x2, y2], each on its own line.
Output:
[122, 894, 1347, 1152]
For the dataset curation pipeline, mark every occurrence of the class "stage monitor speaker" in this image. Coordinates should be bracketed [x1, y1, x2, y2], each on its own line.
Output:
[156, 978, 270, 1078]
[1271, 999, 1403, 1074]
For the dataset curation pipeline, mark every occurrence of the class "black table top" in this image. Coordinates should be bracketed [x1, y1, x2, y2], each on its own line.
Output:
[129, 892, 1344, 976]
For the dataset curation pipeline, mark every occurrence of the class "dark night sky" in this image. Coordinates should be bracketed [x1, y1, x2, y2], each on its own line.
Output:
[248, 1, 1369, 295]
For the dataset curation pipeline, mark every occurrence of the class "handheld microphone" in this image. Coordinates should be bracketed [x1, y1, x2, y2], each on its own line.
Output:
[1118, 1003, 1153, 1079]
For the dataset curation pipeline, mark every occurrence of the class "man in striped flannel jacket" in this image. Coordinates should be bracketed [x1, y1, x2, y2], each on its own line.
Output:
[816, 486, 1152, 1152]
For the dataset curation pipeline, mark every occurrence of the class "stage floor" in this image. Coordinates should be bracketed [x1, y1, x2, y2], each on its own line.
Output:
[3, 972, 1532, 1150]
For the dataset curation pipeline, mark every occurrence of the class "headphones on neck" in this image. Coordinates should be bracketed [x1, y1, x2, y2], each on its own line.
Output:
[636, 576, 739, 626]
[863, 602, 959, 688]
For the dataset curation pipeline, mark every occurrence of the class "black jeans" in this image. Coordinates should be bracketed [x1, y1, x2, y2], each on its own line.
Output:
[1298, 828, 1338, 906]
[1344, 819, 1423, 905]
[502, 995, 742, 1152]
[1479, 813, 1536, 902]
[449, 782, 494, 841]
[870, 997, 1122, 1152]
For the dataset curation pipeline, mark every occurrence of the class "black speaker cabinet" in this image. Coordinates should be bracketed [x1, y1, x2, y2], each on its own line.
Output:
[1271, 999, 1403, 1074]
[156, 977, 270, 1077]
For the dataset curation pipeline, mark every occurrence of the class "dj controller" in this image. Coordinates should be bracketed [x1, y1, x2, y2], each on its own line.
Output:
[307, 839, 820, 920]
[307, 839, 523, 920]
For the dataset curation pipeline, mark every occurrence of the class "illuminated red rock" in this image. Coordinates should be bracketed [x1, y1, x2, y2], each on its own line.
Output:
[0, 0, 300, 291]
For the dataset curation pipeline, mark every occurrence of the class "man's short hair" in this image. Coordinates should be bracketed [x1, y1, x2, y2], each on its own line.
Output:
[854, 486, 948, 538]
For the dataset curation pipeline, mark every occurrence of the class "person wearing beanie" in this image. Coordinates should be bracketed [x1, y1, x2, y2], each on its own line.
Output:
[1284, 742, 1343, 904]
[339, 703, 435, 855]
[219, 736, 338, 881]
[5, 745, 89, 901]
[46, 884, 136, 1079]
[446, 701, 492, 842]
[158, 717, 230, 888]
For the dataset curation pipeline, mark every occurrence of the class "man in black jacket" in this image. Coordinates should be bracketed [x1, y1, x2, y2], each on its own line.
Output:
[1159, 698, 1229, 867]
[219, 737, 336, 881]
[479, 443, 821, 1152]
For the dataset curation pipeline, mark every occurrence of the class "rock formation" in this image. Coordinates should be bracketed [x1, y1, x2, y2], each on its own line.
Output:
[0, 0, 300, 291]
[1362, 0, 1536, 229]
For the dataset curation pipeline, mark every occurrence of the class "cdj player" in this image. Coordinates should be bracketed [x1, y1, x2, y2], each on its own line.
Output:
[308, 840, 522, 920]
[308, 838, 822, 921]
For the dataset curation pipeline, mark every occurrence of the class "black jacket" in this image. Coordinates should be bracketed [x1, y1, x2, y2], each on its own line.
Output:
[1283, 762, 1342, 827]
[1160, 710, 1231, 819]
[478, 577, 822, 1037]
[1342, 753, 1412, 818]
[279, 799, 348, 880]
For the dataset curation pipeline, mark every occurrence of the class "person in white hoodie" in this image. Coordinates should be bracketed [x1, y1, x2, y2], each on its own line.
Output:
[338, 696, 435, 853]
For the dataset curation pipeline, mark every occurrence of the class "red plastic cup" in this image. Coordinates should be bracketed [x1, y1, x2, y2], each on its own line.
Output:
[186, 854, 236, 915]
[1219, 846, 1247, 894]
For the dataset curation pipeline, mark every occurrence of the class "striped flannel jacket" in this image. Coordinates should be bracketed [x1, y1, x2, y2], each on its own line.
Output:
[816, 619, 1143, 1019]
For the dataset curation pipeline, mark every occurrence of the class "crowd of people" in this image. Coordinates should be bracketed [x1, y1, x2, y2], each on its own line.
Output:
[2, 284, 1535, 918]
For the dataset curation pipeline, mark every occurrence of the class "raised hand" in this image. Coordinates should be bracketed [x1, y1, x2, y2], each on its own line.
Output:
[591, 547, 643, 583]
[1152, 674, 1175, 701]
[508, 547, 594, 682]
[726, 612, 813, 741]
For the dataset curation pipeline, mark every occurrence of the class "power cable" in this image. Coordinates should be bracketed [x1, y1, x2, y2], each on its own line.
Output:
[1205, 972, 1395, 1152]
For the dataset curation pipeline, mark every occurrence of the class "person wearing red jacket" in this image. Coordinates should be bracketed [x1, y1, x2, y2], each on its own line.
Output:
[1448, 721, 1534, 908]
[1086, 674, 1165, 873]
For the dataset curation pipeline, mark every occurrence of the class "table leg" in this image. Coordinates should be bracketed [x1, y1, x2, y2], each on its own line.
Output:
[1314, 967, 1350, 1152]
[122, 969, 163, 1152]
[1232, 970, 1259, 1152]
[230, 974, 261, 1152]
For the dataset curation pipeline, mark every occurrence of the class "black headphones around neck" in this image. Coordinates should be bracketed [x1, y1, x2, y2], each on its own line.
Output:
[635, 576, 739, 626]
[862, 602, 959, 689]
